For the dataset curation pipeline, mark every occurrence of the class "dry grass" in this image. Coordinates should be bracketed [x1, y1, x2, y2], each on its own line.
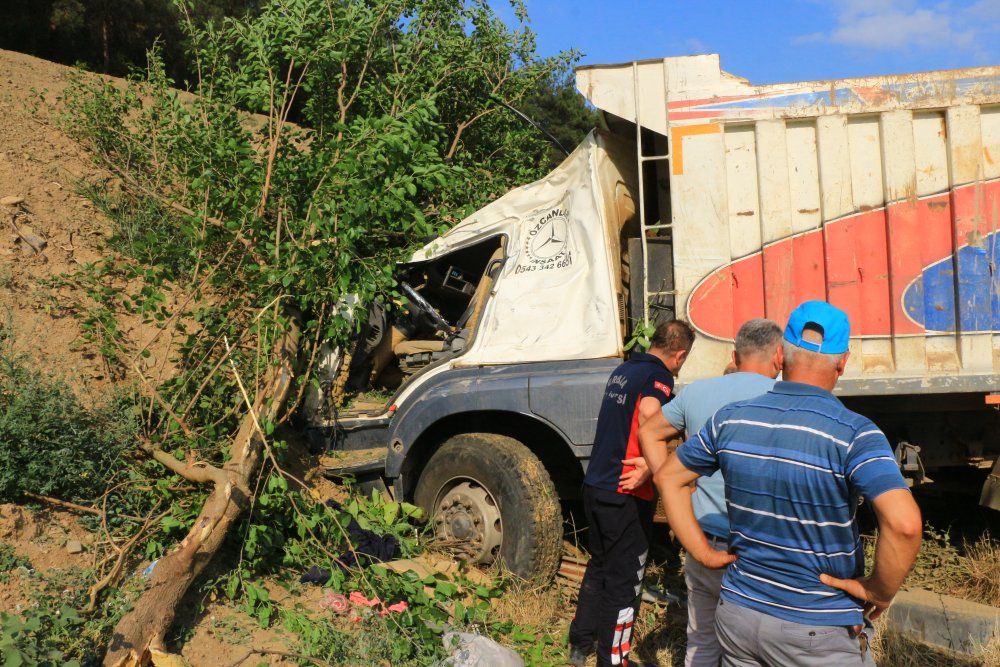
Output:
[631, 602, 687, 666]
[872, 616, 1000, 667]
[488, 579, 565, 626]
[505, 544, 690, 666]
[631, 552, 689, 666]
[950, 537, 1000, 608]
[870, 526, 1000, 608]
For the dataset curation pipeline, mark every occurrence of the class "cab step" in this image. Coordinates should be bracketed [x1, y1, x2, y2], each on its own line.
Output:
[320, 447, 387, 480]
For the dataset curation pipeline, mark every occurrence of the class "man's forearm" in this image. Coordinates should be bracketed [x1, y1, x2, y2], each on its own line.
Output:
[656, 444, 735, 570]
[640, 434, 668, 477]
[638, 412, 680, 475]
[868, 489, 922, 603]
[868, 535, 920, 603]
[660, 476, 712, 563]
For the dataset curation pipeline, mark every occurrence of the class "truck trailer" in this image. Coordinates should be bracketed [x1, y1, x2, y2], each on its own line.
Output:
[302, 55, 1000, 582]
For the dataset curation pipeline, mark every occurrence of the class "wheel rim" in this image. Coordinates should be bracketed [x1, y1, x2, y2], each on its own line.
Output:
[431, 479, 503, 564]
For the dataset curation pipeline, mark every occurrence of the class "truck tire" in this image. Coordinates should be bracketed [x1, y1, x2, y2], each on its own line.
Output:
[414, 433, 562, 583]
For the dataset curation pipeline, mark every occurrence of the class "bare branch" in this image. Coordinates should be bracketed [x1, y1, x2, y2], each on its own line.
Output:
[23, 492, 103, 516]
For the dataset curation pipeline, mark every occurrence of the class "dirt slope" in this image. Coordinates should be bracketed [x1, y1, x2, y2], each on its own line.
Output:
[0, 50, 110, 382]
[0, 49, 290, 661]
[0, 48, 182, 396]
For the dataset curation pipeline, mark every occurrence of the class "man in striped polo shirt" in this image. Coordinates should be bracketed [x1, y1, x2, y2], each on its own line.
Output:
[655, 301, 922, 666]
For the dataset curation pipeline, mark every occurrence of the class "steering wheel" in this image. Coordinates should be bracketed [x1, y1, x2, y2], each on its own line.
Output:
[401, 282, 452, 334]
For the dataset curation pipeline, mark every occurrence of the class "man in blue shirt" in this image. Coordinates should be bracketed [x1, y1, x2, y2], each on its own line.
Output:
[570, 319, 695, 667]
[655, 301, 922, 666]
[628, 318, 783, 667]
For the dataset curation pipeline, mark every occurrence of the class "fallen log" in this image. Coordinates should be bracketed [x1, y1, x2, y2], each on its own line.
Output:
[103, 316, 301, 667]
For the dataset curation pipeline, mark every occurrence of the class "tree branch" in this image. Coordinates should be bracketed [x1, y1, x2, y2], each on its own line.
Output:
[23, 492, 103, 516]
[104, 315, 301, 667]
[148, 448, 229, 487]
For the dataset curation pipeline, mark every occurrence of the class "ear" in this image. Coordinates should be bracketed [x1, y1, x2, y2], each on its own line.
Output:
[731, 350, 738, 367]
[774, 345, 785, 371]
[836, 351, 850, 377]
[674, 348, 690, 371]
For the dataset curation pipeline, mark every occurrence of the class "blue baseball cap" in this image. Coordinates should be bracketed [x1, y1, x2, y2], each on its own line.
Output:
[783, 300, 851, 354]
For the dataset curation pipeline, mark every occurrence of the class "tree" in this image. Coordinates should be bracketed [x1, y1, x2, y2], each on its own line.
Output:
[59, 0, 577, 662]
[0, 0, 258, 78]
[520, 70, 602, 168]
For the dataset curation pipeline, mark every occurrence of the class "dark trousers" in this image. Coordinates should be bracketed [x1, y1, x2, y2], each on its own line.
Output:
[569, 485, 654, 667]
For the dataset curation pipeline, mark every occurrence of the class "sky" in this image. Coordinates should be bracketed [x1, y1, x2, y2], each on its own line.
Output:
[494, 0, 1000, 85]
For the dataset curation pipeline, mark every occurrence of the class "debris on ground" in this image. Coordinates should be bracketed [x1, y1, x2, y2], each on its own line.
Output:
[383, 554, 493, 585]
[439, 632, 524, 667]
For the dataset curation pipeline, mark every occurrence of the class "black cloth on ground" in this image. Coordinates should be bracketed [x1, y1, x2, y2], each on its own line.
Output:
[298, 499, 399, 584]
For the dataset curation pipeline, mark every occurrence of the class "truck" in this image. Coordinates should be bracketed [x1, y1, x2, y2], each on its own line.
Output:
[300, 54, 1000, 582]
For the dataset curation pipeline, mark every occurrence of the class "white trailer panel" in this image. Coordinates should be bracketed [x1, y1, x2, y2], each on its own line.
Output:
[578, 55, 1000, 394]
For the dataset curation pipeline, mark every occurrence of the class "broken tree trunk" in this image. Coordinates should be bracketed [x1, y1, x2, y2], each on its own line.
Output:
[103, 317, 301, 667]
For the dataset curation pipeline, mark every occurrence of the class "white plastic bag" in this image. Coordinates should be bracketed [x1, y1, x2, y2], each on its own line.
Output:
[439, 631, 524, 667]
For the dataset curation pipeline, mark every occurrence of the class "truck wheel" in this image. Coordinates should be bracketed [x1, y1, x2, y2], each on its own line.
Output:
[414, 433, 562, 583]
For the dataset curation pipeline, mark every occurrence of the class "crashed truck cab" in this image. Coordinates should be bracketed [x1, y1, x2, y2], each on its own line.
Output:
[301, 131, 642, 581]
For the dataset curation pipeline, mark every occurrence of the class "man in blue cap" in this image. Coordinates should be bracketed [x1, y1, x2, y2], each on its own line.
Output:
[653, 300, 922, 666]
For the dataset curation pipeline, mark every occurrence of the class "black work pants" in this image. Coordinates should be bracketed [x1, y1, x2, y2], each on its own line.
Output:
[569, 485, 654, 667]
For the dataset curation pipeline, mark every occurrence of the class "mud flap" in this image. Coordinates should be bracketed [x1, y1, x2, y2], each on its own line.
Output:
[979, 457, 1000, 511]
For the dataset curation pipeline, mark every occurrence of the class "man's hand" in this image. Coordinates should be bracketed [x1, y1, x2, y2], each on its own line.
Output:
[694, 545, 737, 570]
[619, 457, 651, 491]
[820, 488, 922, 623]
[818, 574, 891, 621]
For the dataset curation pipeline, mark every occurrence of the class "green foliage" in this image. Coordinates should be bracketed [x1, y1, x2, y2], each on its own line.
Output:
[0, 606, 83, 667]
[61, 0, 578, 352]
[520, 70, 601, 169]
[227, 473, 423, 580]
[0, 561, 137, 667]
[347, 486, 426, 533]
[47, 0, 588, 659]
[0, 543, 32, 583]
[52, 5, 584, 541]
[0, 0, 258, 78]
[281, 607, 445, 666]
[625, 319, 656, 352]
[216, 472, 577, 665]
[39, 258, 174, 379]
[0, 345, 139, 504]
[219, 476, 443, 660]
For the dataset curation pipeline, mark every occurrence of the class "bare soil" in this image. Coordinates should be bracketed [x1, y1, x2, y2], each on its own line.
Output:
[0, 49, 116, 389]
[0, 48, 294, 663]
[0, 503, 96, 614]
[0, 48, 187, 396]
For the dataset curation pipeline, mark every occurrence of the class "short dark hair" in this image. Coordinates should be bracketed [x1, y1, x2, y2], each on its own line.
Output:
[650, 319, 695, 354]
[734, 318, 782, 358]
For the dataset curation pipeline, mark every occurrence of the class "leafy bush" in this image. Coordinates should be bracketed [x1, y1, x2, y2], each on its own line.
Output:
[60, 0, 579, 369]
[0, 349, 138, 503]
[0, 543, 32, 583]
[0, 606, 83, 667]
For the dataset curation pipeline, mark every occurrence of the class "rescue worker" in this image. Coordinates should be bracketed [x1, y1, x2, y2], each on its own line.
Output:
[568, 319, 695, 667]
